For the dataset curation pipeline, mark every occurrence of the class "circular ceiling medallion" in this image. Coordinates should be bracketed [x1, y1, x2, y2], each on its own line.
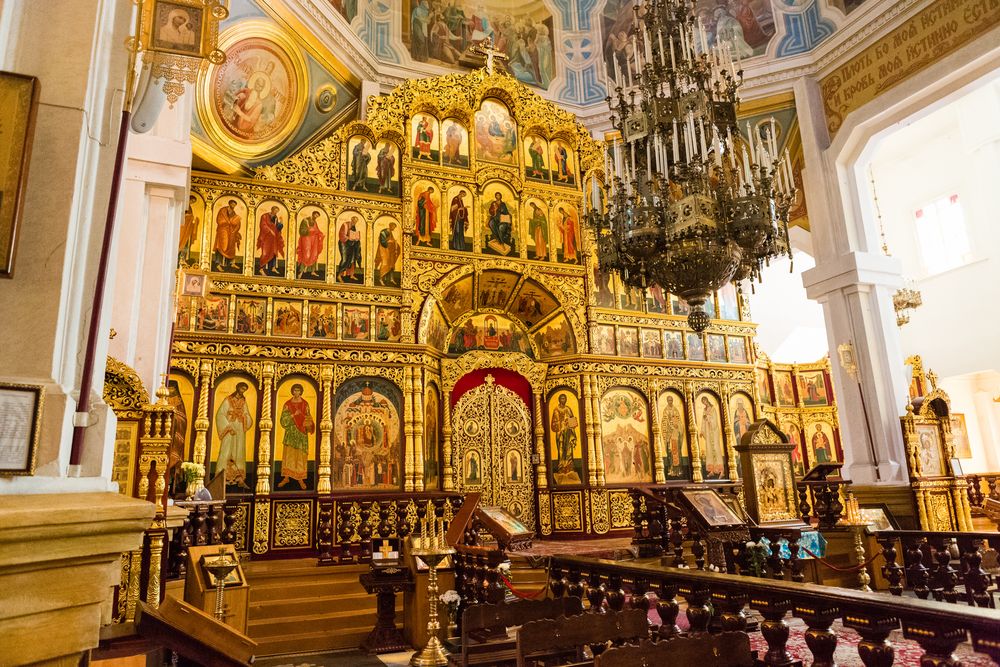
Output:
[198, 20, 308, 160]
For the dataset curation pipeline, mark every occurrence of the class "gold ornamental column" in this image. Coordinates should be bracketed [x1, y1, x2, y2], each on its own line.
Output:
[916, 488, 930, 530]
[145, 533, 165, 608]
[687, 384, 703, 483]
[590, 376, 606, 486]
[721, 387, 738, 478]
[413, 368, 426, 491]
[318, 365, 334, 494]
[256, 362, 276, 495]
[649, 384, 666, 484]
[191, 359, 213, 491]
[533, 391, 548, 489]
[581, 374, 598, 486]
[404, 367, 415, 492]
[442, 388, 454, 491]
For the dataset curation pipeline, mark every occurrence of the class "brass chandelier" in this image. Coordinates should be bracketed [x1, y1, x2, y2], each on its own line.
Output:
[586, 0, 795, 332]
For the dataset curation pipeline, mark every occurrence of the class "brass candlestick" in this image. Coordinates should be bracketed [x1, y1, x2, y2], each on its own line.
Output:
[410, 515, 454, 667]
[203, 546, 238, 622]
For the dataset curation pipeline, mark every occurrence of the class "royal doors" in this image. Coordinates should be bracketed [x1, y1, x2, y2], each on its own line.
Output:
[452, 374, 535, 529]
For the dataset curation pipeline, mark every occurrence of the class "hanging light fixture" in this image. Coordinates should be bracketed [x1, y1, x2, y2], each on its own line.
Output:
[585, 0, 795, 332]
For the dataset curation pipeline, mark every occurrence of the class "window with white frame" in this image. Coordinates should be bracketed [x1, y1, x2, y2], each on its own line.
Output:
[913, 194, 972, 275]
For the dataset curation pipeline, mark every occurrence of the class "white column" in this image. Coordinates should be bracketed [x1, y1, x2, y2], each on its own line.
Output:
[108, 88, 194, 393]
[0, 0, 135, 491]
[794, 77, 911, 484]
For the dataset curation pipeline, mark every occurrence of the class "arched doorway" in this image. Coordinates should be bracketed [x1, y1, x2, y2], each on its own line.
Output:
[452, 371, 535, 529]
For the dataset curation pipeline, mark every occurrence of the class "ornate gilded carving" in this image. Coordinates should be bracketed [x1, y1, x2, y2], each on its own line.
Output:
[442, 351, 546, 393]
[552, 492, 583, 531]
[253, 501, 270, 555]
[104, 356, 150, 419]
[274, 501, 312, 548]
[538, 490, 552, 536]
[589, 489, 611, 534]
[609, 490, 634, 529]
[334, 363, 404, 389]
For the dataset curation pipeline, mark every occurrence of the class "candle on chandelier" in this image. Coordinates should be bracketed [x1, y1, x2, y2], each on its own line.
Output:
[669, 35, 676, 70]
[672, 119, 680, 162]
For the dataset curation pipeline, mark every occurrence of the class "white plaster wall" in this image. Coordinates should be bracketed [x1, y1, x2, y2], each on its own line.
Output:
[866, 76, 1000, 472]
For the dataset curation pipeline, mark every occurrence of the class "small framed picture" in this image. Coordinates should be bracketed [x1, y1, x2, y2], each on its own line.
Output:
[149, 0, 206, 57]
[0, 383, 44, 475]
[179, 269, 208, 297]
[950, 457, 964, 477]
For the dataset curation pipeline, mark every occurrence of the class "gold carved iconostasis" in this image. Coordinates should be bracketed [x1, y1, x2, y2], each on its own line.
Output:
[170, 67, 762, 556]
[755, 355, 842, 478]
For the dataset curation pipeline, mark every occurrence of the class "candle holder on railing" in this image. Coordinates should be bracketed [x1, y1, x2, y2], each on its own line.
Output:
[409, 512, 455, 667]
[841, 493, 873, 592]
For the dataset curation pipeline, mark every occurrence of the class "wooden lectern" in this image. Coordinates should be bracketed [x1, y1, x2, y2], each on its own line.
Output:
[184, 544, 250, 633]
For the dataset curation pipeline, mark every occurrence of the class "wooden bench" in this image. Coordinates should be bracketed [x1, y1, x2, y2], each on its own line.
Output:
[515, 608, 650, 667]
[594, 632, 754, 667]
[449, 596, 585, 667]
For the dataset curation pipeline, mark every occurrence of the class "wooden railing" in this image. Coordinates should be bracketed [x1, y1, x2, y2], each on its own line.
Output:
[966, 474, 1000, 514]
[874, 530, 999, 607]
[548, 554, 1000, 666]
[165, 499, 240, 580]
[630, 484, 743, 560]
[319, 492, 464, 565]
[797, 478, 850, 529]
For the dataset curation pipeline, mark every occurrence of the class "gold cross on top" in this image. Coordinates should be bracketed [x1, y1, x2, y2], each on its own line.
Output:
[472, 37, 508, 75]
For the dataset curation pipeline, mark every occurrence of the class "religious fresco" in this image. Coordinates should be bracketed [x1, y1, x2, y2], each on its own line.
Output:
[729, 336, 748, 364]
[374, 307, 402, 342]
[618, 327, 639, 357]
[798, 370, 830, 406]
[524, 135, 549, 183]
[658, 390, 690, 480]
[719, 283, 740, 320]
[440, 275, 474, 321]
[210, 375, 258, 492]
[774, 370, 796, 407]
[553, 203, 580, 264]
[696, 391, 727, 480]
[593, 324, 616, 355]
[756, 367, 772, 405]
[730, 392, 754, 445]
[641, 329, 662, 359]
[549, 140, 576, 187]
[253, 200, 288, 277]
[293, 206, 328, 281]
[196, 295, 229, 332]
[373, 216, 403, 287]
[687, 333, 706, 361]
[175, 296, 192, 331]
[424, 385, 441, 489]
[404, 1, 555, 89]
[343, 305, 371, 341]
[509, 280, 559, 328]
[412, 180, 441, 247]
[347, 137, 400, 196]
[806, 420, 838, 467]
[307, 302, 337, 339]
[210, 197, 248, 274]
[475, 99, 518, 165]
[333, 212, 366, 284]
[783, 421, 805, 477]
[441, 119, 471, 167]
[425, 303, 449, 351]
[600, 388, 653, 484]
[445, 186, 473, 251]
[477, 270, 520, 311]
[663, 331, 684, 360]
[179, 193, 205, 268]
[166, 375, 196, 475]
[707, 333, 727, 363]
[694, 0, 775, 58]
[272, 299, 303, 337]
[481, 181, 518, 256]
[646, 284, 668, 314]
[333, 378, 403, 490]
[411, 113, 440, 162]
[533, 314, 575, 358]
[447, 313, 531, 355]
[549, 389, 584, 486]
[524, 198, 550, 261]
[234, 297, 266, 335]
[274, 377, 318, 491]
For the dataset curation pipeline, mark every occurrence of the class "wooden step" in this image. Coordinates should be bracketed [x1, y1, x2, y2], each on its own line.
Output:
[250, 626, 375, 656]
[250, 591, 400, 619]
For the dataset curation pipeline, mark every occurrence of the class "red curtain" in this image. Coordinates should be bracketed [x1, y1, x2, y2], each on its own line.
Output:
[450, 368, 532, 408]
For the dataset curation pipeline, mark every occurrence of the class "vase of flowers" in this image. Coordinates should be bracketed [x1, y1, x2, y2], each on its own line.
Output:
[440, 589, 461, 637]
[179, 462, 205, 499]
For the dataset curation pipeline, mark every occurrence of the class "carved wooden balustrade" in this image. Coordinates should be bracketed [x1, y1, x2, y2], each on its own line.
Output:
[630, 484, 743, 560]
[548, 554, 1000, 667]
[165, 498, 240, 580]
[796, 477, 850, 530]
[318, 492, 464, 565]
[966, 474, 1000, 515]
[874, 530, 1000, 607]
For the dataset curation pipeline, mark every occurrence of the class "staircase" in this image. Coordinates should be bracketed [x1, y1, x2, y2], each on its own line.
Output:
[245, 559, 394, 656]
